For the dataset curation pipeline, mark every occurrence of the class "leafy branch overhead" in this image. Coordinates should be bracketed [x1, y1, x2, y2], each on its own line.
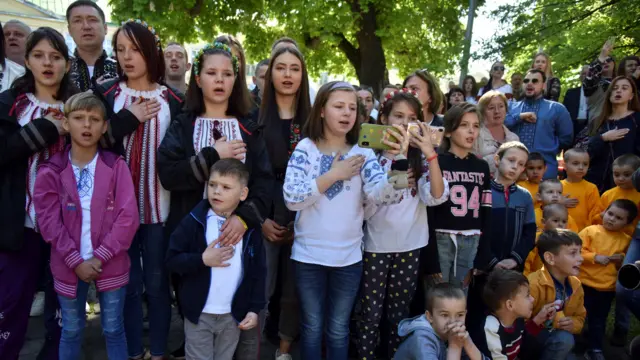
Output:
[108, 0, 477, 91]
[482, 0, 640, 88]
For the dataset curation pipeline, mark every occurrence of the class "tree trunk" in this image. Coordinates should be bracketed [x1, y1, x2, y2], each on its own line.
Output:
[355, 5, 387, 97]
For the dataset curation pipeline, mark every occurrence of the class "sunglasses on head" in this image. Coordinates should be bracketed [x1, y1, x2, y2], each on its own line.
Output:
[493, 66, 505, 71]
[523, 78, 540, 84]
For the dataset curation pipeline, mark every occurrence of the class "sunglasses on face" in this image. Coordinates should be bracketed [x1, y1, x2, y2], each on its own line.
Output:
[493, 66, 505, 71]
[523, 78, 540, 84]
[605, 58, 614, 63]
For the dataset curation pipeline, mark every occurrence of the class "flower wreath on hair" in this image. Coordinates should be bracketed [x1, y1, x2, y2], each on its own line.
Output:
[122, 19, 161, 50]
[381, 88, 420, 109]
[192, 42, 240, 76]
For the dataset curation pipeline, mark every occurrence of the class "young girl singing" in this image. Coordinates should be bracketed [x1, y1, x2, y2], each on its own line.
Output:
[34, 92, 139, 360]
[283, 81, 406, 360]
[356, 89, 448, 360]
[432, 102, 492, 285]
[157, 42, 273, 358]
[93, 19, 183, 360]
[256, 45, 311, 360]
[0, 27, 76, 359]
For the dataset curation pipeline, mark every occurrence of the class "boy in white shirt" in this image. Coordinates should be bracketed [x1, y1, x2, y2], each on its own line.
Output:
[166, 159, 266, 360]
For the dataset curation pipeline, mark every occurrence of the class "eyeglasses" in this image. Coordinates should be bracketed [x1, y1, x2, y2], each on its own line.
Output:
[493, 66, 505, 71]
[523, 78, 540, 84]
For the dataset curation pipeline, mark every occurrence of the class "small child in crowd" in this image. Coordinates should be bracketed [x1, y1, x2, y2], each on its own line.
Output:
[34, 93, 139, 360]
[535, 179, 579, 233]
[524, 204, 570, 276]
[487, 141, 536, 271]
[166, 159, 265, 360]
[561, 148, 603, 231]
[578, 199, 638, 360]
[600, 154, 640, 236]
[527, 229, 586, 360]
[517, 151, 546, 204]
[395, 283, 487, 360]
[483, 269, 556, 360]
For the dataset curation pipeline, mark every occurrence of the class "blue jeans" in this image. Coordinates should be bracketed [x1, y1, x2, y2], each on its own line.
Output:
[616, 235, 640, 331]
[536, 329, 576, 360]
[435, 232, 479, 286]
[294, 260, 362, 360]
[58, 280, 126, 360]
[124, 224, 171, 357]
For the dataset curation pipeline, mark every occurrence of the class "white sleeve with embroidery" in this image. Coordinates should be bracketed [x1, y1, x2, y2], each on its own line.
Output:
[363, 154, 393, 220]
[418, 171, 449, 207]
[283, 145, 322, 211]
[361, 151, 403, 206]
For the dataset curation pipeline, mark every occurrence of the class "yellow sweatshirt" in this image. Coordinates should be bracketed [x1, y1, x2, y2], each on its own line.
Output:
[517, 180, 541, 208]
[561, 179, 603, 231]
[599, 186, 640, 237]
[578, 225, 631, 291]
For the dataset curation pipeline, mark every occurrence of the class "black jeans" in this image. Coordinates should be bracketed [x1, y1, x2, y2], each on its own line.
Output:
[583, 285, 615, 352]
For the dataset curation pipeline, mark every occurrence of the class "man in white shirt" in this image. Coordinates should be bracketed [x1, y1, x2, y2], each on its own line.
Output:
[3, 20, 30, 66]
[563, 65, 590, 141]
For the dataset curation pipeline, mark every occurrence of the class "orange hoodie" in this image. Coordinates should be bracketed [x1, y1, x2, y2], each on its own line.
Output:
[561, 179, 603, 231]
[598, 186, 640, 237]
[528, 267, 586, 334]
[518, 180, 541, 209]
[578, 225, 631, 291]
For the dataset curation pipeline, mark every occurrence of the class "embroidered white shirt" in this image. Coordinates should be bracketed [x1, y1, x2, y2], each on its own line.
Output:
[283, 138, 404, 267]
[202, 209, 243, 314]
[71, 153, 98, 260]
[363, 155, 449, 253]
[112, 82, 171, 224]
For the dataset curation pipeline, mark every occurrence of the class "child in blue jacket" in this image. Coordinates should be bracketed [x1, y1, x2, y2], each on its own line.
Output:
[166, 159, 266, 360]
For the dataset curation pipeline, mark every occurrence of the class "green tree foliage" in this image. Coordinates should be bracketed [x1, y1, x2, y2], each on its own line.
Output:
[108, 0, 475, 93]
[482, 0, 640, 89]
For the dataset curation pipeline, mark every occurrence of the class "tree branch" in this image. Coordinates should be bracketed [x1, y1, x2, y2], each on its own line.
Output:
[189, 0, 204, 17]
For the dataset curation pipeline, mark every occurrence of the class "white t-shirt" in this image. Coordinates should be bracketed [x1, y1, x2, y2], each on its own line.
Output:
[87, 65, 95, 78]
[202, 209, 243, 315]
[71, 153, 99, 260]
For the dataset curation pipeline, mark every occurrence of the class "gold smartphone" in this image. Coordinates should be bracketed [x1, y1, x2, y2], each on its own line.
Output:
[408, 123, 445, 147]
[358, 123, 399, 150]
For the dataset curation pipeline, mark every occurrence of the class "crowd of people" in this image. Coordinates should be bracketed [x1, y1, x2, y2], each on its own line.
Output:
[1, 1, 640, 360]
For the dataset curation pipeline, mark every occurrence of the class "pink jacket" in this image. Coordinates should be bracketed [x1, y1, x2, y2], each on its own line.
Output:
[34, 147, 139, 298]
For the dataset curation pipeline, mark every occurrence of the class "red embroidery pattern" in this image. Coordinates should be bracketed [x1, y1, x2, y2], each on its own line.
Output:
[289, 123, 301, 156]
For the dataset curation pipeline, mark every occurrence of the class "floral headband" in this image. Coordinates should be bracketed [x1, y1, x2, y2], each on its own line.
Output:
[381, 88, 420, 109]
[192, 42, 240, 76]
[122, 19, 161, 50]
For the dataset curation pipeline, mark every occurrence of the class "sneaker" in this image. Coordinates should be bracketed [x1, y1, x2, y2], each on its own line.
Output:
[29, 291, 45, 317]
[275, 349, 293, 360]
[584, 350, 606, 360]
[170, 343, 185, 360]
[86, 302, 92, 314]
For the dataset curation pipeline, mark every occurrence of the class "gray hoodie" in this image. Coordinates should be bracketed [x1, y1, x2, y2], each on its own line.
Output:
[395, 315, 447, 360]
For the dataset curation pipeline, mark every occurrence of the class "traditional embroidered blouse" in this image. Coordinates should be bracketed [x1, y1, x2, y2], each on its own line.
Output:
[17, 93, 65, 228]
[111, 82, 171, 224]
[283, 138, 404, 267]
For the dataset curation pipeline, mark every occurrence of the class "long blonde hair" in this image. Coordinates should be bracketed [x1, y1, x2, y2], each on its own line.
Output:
[531, 52, 554, 79]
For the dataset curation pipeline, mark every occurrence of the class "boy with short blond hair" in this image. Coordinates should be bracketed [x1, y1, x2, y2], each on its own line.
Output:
[561, 148, 603, 231]
[517, 152, 546, 202]
[599, 154, 640, 236]
[527, 229, 585, 360]
[579, 199, 637, 360]
[535, 179, 579, 233]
